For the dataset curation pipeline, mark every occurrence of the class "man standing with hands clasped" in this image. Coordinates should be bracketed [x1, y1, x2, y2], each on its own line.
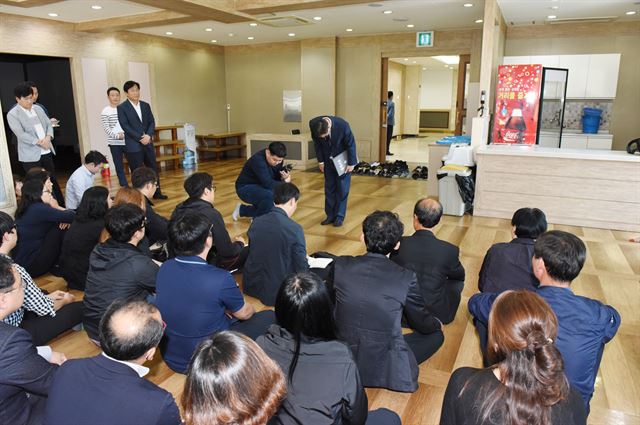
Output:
[309, 116, 357, 227]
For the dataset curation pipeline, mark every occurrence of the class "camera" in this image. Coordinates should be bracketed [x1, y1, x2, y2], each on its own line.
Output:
[282, 163, 294, 172]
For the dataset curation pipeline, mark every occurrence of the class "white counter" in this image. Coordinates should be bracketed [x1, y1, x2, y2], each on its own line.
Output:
[474, 145, 640, 231]
[247, 133, 317, 170]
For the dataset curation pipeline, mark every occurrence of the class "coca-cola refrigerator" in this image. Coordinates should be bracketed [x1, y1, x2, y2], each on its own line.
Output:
[491, 64, 568, 147]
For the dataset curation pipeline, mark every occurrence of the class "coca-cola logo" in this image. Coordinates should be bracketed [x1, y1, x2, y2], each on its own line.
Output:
[502, 130, 521, 143]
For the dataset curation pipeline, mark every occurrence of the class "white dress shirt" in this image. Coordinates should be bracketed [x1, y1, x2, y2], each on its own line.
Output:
[129, 99, 142, 122]
[65, 165, 95, 210]
[19, 104, 50, 155]
[101, 352, 150, 377]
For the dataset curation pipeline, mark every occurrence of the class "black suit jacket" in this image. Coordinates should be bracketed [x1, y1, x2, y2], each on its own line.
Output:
[0, 322, 57, 425]
[391, 230, 465, 323]
[144, 197, 168, 244]
[328, 253, 441, 392]
[117, 99, 155, 153]
[44, 354, 181, 425]
[478, 238, 538, 293]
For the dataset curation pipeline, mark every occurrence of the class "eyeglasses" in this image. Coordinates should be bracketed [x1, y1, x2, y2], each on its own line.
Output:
[139, 218, 148, 229]
[42, 190, 52, 195]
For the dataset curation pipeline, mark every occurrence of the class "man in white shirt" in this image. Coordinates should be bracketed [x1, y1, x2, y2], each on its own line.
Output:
[101, 87, 128, 187]
[64, 150, 108, 210]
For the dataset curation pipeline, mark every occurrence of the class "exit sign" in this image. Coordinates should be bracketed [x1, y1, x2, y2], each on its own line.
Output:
[416, 31, 434, 47]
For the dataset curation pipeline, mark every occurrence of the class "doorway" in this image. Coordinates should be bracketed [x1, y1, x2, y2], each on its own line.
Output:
[0, 53, 81, 178]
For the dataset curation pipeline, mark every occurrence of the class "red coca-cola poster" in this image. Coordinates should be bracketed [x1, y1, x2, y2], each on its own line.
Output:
[492, 64, 542, 145]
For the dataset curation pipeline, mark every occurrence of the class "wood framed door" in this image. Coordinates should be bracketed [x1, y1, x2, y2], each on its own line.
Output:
[455, 54, 470, 135]
[379, 57, 389, 162]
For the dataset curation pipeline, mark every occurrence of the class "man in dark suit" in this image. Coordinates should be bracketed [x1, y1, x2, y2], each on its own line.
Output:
[391, 198, 465, 324]
[131, 167, 168, 245]
[45, 298, 181, 425]
[328, 211, 444, 392]
[309, 116, 357, 227]
[0, 256, 64, 425]
[117, 80, 166, 199]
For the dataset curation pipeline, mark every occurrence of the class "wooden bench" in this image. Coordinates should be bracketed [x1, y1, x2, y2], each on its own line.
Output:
[196, 132, 246, 161]
[122, 126, 185, 170]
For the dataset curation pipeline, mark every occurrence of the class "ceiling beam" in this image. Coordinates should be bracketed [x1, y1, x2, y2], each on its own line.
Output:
[0, 0, 60, 7]
[235, 0, 386, 15]
[126, 0, 252, 24]
[75, 11, 200, 33]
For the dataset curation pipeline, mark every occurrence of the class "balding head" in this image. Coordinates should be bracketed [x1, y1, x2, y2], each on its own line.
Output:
[413, 198, 443, 230]
[99, 299, 163, 362]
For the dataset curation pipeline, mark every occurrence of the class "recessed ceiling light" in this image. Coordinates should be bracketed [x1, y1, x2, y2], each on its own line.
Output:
[165, 31, 173, 35]
[249, 23, 258, 27]
[205, 28, 213, 32]
[91, 5, 102, 10]
[547, 15, 557, 19]
[313, 16, 322, 21]
[47, 12, 58, 17]
[626, 11, 637, 15]
[383, 10, 393, 14]
[422, 67, 426, 71]
[346, 28, 353, 32]
[407, 24, 415, 28]
[444, 64, 449, 68]
[210, 39, 217, 43]
[463, 3, 473, 7]
[404, 58, 409, 61]
[475, 19, 483, 23]
[288, 33, 296, 37]
[412, 61, 417, 64]
[228, 33, 234, 37]
[248, 36, 255, 40]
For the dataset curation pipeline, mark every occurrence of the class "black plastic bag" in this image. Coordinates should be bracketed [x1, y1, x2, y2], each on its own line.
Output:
[455, 174, 475, 214]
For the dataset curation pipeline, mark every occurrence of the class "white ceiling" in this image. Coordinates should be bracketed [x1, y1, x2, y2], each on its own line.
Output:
[0, 0, 160, 22]
[499, 0, 640, 26]
[390, 56, 459, 70]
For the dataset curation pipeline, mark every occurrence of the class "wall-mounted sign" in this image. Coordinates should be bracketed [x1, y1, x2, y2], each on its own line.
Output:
[416, 31, 434, 47]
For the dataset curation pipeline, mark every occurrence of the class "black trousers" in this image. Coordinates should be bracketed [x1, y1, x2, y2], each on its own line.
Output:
[386, 125, 394, 154]
[24, 225, 66, 278]
[438, 280, 465, 325]
[22, 153, 65, 207]
[126, 143, 162, 191]
[20, 301, 83, 346]
[212, 245, 250, 272]
[230, 310, 276, 340]
[404, 329, 444, 364]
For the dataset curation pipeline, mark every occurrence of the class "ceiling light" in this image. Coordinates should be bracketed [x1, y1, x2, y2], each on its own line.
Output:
[47, 12, 58, 17]
[404, 58, 408, 61]
[475, 19, 483, 23]
[346, 28, 353, 32]
[626, 11, 637, 15]
[205, 28, 213, 31]
[383, 10, 393, 14]
[444, 65, 449, 68]
[288, 33, 296, 37]
[463, 3, 473, 7]
[248, 36, 254, 40]
[407, 24, 415, 28]
[165, 31, 173, 35]
[91, 5, 102, 10]
[412, 61, 417, 64]
[433, 55, 460, 65]
[547, 15, 557, 19]
[210, 39, 217, 43]
[228, 33, 234, 37]
[422, 67, 426, 70]
[313, 16, 322, 21]
[249, 22, 258, 27]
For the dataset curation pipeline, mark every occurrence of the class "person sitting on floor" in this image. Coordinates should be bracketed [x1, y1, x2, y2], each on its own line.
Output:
[478, 207, 547, 293]
[328, 210, 444, 392]
[131, 167, 168, 245]
[45, 298, 181, 425]
[0, 255, 66, 425]
[469, 230, 621, 413]
[172, 172, 248, 271]
[242, 182, 309, 306]
[156, 210, 274, 373]
[13, 179, 75, 278]
[0, 212, 82, 346]
[391, 198, 465, 324]
[83, 204, 159, 342]
[98, 187, 152, 255]
[64, 150, 108, 210]
[440, 290, 586, 425]
[257, 272, 402, 425]
[60, 186, 112, 290]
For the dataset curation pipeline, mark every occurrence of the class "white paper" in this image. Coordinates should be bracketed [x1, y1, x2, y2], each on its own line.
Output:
[331, 150, 348, 176]
[307, 256, 333, 269]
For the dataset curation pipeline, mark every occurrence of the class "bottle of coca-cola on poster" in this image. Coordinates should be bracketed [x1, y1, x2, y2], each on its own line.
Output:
[503, 108, 526, 144]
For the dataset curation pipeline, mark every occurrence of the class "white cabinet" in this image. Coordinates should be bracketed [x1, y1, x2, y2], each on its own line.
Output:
[560, 133, 613, 150]
[538, 133, 560, 148]
[586, 54, 621, 98]
[586, 135, 613, 150]
[561, 134, 588, 149]
[558, 55, 590, 98]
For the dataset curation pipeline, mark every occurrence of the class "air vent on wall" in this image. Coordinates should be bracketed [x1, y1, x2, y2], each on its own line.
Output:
[258, 16, 312, 27]
[546, 16, 618, 24]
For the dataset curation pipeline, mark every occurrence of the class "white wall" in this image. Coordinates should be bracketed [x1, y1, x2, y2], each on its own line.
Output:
[420, 68, 455, 109]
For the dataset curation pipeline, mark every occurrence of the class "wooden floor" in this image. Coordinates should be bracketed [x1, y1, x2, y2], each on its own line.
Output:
[39, 158, 640, 425]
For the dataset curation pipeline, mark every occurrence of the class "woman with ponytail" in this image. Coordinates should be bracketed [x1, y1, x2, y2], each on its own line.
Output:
[257, 272, 400, 425]
[440, 290, 586, 425]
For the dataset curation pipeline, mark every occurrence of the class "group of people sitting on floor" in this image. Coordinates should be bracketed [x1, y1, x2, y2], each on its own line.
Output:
[0, 158, 620, 424]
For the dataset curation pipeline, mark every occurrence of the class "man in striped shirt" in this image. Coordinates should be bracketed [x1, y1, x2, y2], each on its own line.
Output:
[101, 87, 128, 187]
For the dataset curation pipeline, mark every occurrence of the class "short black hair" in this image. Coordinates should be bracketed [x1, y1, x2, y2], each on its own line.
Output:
[105, 204, 146, 243]
[123, 80, 140, 93]
[99, 298, 163, 361]
[14, 82, 33, 99]
[131, 167, 157, 190]
[24, 81, 37, 89]
[273, 182, 300, 205]
[268, 142, 287, 158]
[75, 186, 110, 223]
[184, 172, 214, 199]
[0, 255, 15, 292]
[107, 87, 120, 95]
[84, 150, 108, 165]
[363, 210, 404, 255]
[388, 91, 394, 98]
[534, 230, 586, 283]
[310, 118, 329, 139]
[511, 208, 547, 239]
[168, 211, 211, 257]
[414, 198, 443, 228]
[0, 211, 15, 240]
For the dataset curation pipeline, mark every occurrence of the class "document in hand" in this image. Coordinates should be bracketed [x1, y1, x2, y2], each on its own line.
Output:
[331, 150, 349, 176]
[307, 256, 334, 269]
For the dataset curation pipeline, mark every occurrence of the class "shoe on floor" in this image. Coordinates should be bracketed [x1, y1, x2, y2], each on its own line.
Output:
[321, 217, 335, 225]
[232, 203, 242, 221]
[386, 152, 394, 156]
[333, 218, 344, 227]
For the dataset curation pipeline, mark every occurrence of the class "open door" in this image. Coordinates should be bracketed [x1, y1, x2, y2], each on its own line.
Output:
[379, 57, 389, 162]
[454, 54, 471, 135]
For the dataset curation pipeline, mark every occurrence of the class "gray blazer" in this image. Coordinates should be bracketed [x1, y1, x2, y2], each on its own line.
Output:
[6, 104, 55, 162]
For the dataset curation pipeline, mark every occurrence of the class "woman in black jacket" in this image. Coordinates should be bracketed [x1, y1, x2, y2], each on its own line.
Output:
[60, 186, 112, 290]
[257, 272, 401, 425]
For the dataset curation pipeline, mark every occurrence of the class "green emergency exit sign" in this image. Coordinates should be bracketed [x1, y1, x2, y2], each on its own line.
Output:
[416, 31, 434, 47]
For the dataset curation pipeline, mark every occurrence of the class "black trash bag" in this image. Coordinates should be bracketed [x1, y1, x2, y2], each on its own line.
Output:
[455, 174, 475, 214]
